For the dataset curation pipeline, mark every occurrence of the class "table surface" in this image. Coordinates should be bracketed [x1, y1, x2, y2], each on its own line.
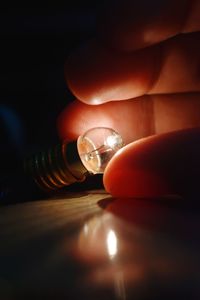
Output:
[0, 190, 200, 299]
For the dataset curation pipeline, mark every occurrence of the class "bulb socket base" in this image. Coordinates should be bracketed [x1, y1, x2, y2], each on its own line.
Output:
[24, 141, 88, 192]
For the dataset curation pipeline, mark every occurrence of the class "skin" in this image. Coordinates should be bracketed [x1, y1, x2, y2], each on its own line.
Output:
[57, 0, 200, 198]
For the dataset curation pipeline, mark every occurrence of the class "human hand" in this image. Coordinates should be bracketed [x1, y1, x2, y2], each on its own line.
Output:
[58, 0, 200, 198]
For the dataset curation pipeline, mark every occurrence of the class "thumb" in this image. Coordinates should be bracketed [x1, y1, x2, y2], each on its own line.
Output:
[103, 128, 200, 198]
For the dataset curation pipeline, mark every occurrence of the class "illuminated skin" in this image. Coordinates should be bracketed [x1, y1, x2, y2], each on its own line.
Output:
[58, 0, 200, 197]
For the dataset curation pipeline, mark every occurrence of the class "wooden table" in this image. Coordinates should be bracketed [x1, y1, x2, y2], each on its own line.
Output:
[0, 190, 200, 299]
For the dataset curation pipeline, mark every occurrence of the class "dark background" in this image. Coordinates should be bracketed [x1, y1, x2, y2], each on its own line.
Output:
[0, 4, 97, 175]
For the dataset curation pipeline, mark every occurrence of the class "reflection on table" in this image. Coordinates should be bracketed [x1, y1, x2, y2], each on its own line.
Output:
[0, 190, 200, 299]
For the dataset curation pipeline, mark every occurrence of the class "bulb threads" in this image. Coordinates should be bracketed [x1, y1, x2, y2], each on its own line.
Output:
[24, 141, 87, 192]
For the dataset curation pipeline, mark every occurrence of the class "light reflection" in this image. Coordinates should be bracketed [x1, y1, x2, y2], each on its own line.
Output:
[83, 224, 89, 235]
[107, 229, 118, 258]
[91, 97, 102, 105]
[76, 214, 128, 298]
[69, 196, 200, 299]
[106, 135, 120, 149]
[114, 271, 126, 300]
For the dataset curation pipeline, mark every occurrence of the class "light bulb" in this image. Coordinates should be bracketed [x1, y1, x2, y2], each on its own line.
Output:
[77, 127, 124, 174]
[24, 127, 124, 192]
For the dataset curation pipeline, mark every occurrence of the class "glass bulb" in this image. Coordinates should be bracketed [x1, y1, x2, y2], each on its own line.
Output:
[77, 127, 124, 174]
[21, 126, 124, 194]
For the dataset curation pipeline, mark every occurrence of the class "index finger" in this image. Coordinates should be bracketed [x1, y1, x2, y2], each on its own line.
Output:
[65, 0, 200, 104]
[98, 0, 200, 51]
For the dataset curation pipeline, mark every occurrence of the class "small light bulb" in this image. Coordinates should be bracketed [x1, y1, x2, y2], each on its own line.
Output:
[24, 127, 124, 192]
[77, 127, 124, 174]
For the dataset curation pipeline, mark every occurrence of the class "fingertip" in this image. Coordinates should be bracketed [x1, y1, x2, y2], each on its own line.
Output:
[56, 100, 118, 142]
[103, 142, 172, 198]
[65, 39, 158, 104]
[64, 41, 107, 105]
[56, 101, 79, 141]
[103, 128, 200, 198]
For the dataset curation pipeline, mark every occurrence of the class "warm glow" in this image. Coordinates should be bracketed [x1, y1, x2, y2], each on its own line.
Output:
[106, 229, 118, 258]
[91, 97, 102, 105]
[106, 135, 118, 148]
[77, 127, 123, 174]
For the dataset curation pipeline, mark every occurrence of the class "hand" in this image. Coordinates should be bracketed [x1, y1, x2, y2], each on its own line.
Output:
[58, 0, 200, 198]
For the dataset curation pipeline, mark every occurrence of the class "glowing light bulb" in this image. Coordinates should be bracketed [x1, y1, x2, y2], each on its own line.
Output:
[77, 127, 124, 174]
[24, 127, 124, 192]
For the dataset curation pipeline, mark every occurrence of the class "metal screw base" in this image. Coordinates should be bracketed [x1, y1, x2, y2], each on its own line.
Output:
[24, 141, 87, 192]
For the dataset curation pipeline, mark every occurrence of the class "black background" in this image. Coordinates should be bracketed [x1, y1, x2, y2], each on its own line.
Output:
[0, 4, 97, 175]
